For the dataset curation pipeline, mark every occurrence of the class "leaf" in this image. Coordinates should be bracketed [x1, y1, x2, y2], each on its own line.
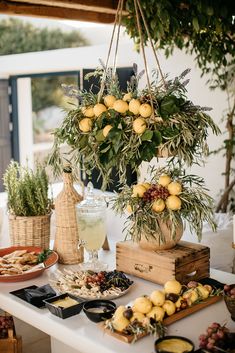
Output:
[152, 131, 162, 145]
[141, 129, 153, 141]
[95, 129, 105, 142]
[192, 17, 200, 32]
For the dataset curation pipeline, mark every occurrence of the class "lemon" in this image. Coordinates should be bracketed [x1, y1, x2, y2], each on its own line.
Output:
[158, 175, 171, 187]
[93, 103, 107, 117]
[162, 300, 176, 316]
[164, 279, 182, 295]
[81, 106, 94, 118]
[104, 95, 116, 108]
[132, 184, 146, 198]
[150, 290, 165, 306]
[133, 118, 146, 134]
[133, 297, 152, 314]
[166, 195, 182, 210]
[142, 182, 151, 190]
[139, 103, 152, 118]
[79, 118, 92, 132]
[147, 306, 165, 321]
[113, 99, 129, 114]
[123, 92, 132, 102]
[129, 99, 141, 115]
[102, 125, 113, 138]
[130, 312, 145, 324]
[126, 204, 133, 213]
[168, 182, 182, 195]
[152, 199, 165, 213]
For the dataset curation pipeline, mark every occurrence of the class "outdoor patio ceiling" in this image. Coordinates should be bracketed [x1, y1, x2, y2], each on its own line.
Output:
[0, 0, 128, 23]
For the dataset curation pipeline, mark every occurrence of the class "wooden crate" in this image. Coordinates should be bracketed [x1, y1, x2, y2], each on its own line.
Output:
[116, 240, 210, 285]
[0, 329, 22, 353]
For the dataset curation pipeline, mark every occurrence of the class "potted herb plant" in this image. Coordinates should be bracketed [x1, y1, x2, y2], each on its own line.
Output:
[113, 167, 216, 250]
[3, 161, 53, 249]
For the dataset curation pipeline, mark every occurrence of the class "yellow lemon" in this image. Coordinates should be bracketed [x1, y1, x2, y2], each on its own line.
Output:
[164, 279, 182, 295]
[79, 118, 92, 132]
[93, 103, 107, 117]
[123, 92, 132, 102]
[113, 99, 129, 114]
[168, 182, 182, 195]
[102, 124, 113, 138]
[129, 99, 141, 115]
[112, 317, 130, 332]
[132, 184, 146, 198]
[147, 306, 165, 321]
[166, 195, 182, 210]
[139, 103, 152, 118]
[133, 297, 152, 314]
[104, 95, 116, 108]
[152, 199, 165, 213]
[162, 300, 176, 316]
[130, 312, 145, 324]
[126, 204, 133, 213]
[158, 174, 172, 187]
[81, 106, 94, 118]
[142, 182, 151, 190]
[150, 290, 165, 306]
[133, 118, 146, 134]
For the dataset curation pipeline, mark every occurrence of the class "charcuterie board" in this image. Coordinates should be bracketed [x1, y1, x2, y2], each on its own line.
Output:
[99, 295, 222, 343]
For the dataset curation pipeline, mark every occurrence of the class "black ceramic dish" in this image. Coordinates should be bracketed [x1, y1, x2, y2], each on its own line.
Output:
[10, 284, 56, 308]
[43, 293, 85, 319]
[155, 336, 195, 353]
[83, 299, 116, 323]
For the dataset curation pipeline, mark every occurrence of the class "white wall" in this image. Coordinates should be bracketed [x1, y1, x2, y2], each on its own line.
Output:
[0, 42, 229, 200]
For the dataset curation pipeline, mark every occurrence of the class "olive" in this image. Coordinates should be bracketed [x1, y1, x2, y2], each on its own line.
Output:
[165, 293, 179, 303]
[123, 308, 133, 320]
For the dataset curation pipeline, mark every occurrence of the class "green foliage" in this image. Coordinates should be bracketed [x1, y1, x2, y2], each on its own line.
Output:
[3, 161, 52, 217]
[113, 167, 216, 243]
[48, 66, 219, 190]
[0, 18, 88, 55]
[124, 0, 235, 89]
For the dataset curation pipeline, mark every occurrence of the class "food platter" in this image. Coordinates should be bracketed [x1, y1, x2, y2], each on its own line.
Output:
[0, 246, 58, 282]
[50, 269, 134, 300]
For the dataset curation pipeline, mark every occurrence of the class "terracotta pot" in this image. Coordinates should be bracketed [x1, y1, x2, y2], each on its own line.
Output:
[139, 219, 183, 251]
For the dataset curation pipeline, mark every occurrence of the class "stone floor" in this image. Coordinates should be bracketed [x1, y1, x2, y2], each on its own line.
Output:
[0, 311, 51, 353]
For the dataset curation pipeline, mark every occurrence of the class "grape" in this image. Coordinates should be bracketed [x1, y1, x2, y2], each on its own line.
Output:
[223, 284, 231, 292]
[207, 342, 214, 350]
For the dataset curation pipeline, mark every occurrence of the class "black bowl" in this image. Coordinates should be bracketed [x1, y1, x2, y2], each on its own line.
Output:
[83, 299, 116, 323]
[44, 293, 85, 319]
[155, 336, 195, 353]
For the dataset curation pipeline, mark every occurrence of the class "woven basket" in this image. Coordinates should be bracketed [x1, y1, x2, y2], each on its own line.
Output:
[53, 171, 84, 264]
[9, 213, 51, 250]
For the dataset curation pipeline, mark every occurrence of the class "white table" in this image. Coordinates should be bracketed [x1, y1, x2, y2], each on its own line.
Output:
[0, 244, 235, 353]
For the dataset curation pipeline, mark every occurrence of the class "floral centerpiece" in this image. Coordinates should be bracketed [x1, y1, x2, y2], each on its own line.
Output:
[49, 65, 219, 190]
[113, 167, 216, 250]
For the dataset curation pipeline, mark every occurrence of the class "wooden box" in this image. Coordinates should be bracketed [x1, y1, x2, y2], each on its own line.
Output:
[0, 329, 22, 353]
[116, 240, 210, 285]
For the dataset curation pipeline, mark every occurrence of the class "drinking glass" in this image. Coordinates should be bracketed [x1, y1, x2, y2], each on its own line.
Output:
[76, 182, 107, 271]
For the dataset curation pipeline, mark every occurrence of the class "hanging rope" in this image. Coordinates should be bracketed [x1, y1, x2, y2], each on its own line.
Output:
[136, 0, 167, 89]
[113, 0, 124, 76]
[134, 0, 154, 115]
[97, 0, 122, 102]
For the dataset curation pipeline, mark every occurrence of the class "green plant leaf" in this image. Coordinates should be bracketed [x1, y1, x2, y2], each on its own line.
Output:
[96, 129, 105, 142]
[141, 129, 153, 141]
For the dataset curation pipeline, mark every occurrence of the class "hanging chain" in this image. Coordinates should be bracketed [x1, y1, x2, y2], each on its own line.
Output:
[136, 0, 167, 89]
[134, 0, 154, 115]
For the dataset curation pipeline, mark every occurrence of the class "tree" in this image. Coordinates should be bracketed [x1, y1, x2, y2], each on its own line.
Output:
[0, 17, 88, 55]
[124, 0, 235, 212]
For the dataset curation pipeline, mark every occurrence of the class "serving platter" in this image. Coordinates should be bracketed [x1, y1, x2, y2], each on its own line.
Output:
[0, 246, 58, 282]
[100, 295, 222, 343]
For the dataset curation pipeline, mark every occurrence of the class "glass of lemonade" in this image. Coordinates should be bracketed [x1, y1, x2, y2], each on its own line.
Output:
[76, 182, 107, 271]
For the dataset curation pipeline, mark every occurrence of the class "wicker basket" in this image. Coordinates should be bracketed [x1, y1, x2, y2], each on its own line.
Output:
[53, 171, 84, 264]
[9, 213, 51, 250]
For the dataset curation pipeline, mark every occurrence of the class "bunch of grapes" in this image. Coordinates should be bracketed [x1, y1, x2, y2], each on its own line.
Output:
[85, 271, 105, 286]
[199, 322, 230, 351]
[0, 315, 14, 338]
[224, 284, 235, 298]
[143, 184, 169, 202]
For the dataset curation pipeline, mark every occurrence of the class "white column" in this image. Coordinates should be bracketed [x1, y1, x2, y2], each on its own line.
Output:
[17, 77, 34, 167]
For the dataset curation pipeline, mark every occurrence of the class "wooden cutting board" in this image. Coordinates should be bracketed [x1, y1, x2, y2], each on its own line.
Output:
[99, 295, 222, 343]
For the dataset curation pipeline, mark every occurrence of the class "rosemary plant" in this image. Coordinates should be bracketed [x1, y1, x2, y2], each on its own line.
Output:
[113, 166, 216, 243]
[3, 161, 52, 217]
